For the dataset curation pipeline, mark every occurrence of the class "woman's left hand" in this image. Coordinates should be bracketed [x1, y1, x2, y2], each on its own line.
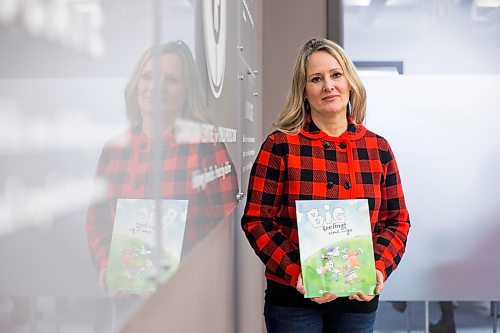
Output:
[348, 270, 384, 302]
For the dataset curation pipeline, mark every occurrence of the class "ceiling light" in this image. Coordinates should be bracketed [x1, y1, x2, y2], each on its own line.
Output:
[344, 0, 372, 6]
[474, 0, 500, 7]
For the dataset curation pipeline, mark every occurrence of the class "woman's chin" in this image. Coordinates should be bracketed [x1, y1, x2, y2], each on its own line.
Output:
[139, 108, 182, 120]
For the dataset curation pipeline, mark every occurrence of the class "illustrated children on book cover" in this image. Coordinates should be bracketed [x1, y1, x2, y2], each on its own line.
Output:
[296, 199, 376, 298]
[106, 199, 188, 294]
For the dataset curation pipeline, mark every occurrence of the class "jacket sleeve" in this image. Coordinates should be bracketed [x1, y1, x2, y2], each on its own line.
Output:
[374, 143, 411, 281]
[241, 134, 301, 287]
[201, 142, 239, 221]
[85, 148, 113, 273]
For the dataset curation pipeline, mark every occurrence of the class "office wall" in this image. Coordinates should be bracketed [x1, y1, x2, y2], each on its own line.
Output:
[262, 0, 327, 136]
[363, 74, 500, 301]
[343, 1, 500, 301]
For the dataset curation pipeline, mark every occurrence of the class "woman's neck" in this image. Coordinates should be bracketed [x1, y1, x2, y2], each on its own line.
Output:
[310, 111, 348, 137]
[141, 116, 173, 138]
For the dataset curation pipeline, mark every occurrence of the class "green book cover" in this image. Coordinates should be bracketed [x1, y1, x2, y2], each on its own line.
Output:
[296, 199, 376, 298]
[106, 199, 188, 294]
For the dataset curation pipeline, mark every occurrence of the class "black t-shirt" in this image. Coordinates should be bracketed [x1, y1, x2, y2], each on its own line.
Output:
[265, 279, 379, 313]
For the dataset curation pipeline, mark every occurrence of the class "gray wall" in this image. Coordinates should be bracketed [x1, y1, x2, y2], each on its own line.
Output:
[262, 0, 328, 136]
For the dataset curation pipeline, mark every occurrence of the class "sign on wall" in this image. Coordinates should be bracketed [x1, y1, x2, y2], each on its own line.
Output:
[202, 0, 227, 99]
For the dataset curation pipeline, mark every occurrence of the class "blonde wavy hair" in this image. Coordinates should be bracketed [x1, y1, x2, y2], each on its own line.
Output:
[275, 38, 367, 134]
[124, 41, 211, 125]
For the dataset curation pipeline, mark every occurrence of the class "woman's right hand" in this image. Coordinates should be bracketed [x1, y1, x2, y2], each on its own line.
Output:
[296, 274, 338, 304]
[99, 268, 127, 298]
[99, 268, 107, 291]
[295, 273, 307, 295]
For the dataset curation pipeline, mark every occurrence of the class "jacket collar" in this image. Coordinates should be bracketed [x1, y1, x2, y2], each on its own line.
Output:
[299, 112, 366, 141]
[130, 122, 176, 142]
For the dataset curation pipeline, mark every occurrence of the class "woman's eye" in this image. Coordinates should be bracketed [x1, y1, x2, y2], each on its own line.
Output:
[165, 76, 180, 84]
[332, 73, 342, 79]
[141, 73, 153, 81]
[311, 77, 322, 83]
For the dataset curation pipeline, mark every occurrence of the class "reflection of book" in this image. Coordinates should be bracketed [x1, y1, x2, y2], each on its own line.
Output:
[296, 199, 376, 298]
[106, 199, 188, 294]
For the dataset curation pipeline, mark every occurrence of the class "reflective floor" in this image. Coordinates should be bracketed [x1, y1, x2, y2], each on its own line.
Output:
[0, 297, 127, 333]
[1, 297, 499, 332]
[375, 301, 499, 333]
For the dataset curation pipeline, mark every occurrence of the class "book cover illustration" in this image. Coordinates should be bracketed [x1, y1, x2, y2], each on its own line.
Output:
[106, 198, 188, 294]
[296, 199, 376, 298]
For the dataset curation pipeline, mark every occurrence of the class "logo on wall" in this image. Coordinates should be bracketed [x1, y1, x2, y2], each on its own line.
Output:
[202, 0, 227, 99]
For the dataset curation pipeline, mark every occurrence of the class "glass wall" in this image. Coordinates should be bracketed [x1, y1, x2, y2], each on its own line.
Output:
[0, 0, 255, 331]
[341, 0, 500, 331]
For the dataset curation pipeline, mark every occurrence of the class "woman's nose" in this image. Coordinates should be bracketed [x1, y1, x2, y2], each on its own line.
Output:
[144, 80, 154, 90]
[144, 81, 164, 94]
[324, 77, 335, 91]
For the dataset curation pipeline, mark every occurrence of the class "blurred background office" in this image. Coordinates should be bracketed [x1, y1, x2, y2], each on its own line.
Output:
[0, 0, 498, 332]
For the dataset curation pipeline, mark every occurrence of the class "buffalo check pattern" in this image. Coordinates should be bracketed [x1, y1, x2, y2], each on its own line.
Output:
[241, 114, 410, 287]
[86, 124, 238, 272]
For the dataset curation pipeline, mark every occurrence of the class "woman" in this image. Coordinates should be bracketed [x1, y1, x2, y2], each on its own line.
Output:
[124, 40, 211, 135]
[241, 38, 410, 332]
[86, 41, 238, 295]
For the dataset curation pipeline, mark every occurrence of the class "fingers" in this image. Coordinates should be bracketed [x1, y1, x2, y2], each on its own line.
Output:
[324, 293, 338, 303]
[100, 269, 125, 298]
[141, 291, 152, 299]
[375, 270, 385, 295]
[349, 292, 374, 302]
[296, 274, 306, 295]
[312, 292, 338, 304]
[110, 290, 127, 298]
[98, 269, 107, 291]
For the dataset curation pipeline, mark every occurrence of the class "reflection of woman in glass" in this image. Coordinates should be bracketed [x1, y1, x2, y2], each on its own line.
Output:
[85, 41, 238, 295]
[125, 40, 211, 135]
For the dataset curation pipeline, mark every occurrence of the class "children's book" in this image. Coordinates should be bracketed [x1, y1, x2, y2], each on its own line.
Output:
[106, 198, 188, 294]
[296, 199, 376, 298]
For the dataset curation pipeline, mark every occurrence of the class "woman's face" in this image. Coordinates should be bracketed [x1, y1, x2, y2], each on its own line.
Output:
[137, 53, 187, 119]
[304, 51, 350, 119]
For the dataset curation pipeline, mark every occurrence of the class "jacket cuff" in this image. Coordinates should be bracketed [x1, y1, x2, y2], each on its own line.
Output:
[99, 258, 108, 272]
[287, 263, 302, 287]
[375, 261, 387, 281]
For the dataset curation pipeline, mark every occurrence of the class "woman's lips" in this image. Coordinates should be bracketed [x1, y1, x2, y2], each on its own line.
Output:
[322, 94, 339, 101]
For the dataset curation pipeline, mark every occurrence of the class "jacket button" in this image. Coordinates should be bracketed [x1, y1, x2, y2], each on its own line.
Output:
[327, 182, 334, 189]
[323, 141, 330, 149]
[339, 142, 347, 149]
[344, 182, 351, 190]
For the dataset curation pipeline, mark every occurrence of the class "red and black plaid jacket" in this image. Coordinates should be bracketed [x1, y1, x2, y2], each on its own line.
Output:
[241, 114, 410, 288]
[86, 124, 238, 273]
